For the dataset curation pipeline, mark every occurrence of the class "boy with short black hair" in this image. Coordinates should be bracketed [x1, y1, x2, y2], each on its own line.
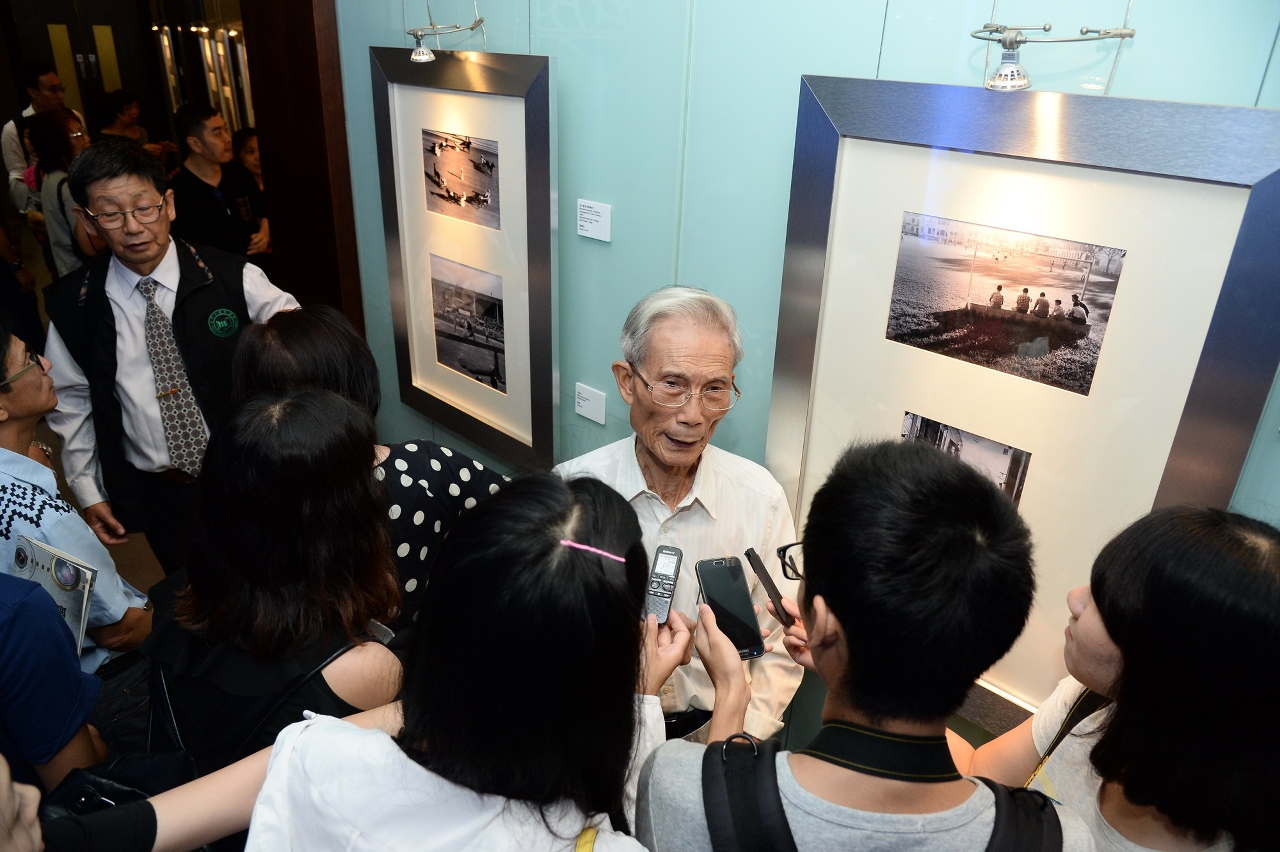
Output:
[636, 441, 1093, 852]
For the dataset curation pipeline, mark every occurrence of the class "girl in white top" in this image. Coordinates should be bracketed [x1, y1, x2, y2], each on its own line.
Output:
[949, 507, 1280, 852]
[41, 473, 749, 850]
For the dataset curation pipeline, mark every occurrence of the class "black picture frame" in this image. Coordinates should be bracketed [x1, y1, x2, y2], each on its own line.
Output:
[370, 47, 556, 470]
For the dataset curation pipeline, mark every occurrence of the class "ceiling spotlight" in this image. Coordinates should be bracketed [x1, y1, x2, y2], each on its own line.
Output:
[151, 25, 159, 31]
[410, 37, 436, 62]
[986, 49, 1031, 90]
[200, 26, 210, 33]
[228, 29, 238, 37]
[971, 22, 1135, 93]
[405, 0, 488, 61]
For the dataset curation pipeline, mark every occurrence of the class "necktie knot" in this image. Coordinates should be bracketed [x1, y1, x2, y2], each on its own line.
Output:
[137, 277, 158, 301]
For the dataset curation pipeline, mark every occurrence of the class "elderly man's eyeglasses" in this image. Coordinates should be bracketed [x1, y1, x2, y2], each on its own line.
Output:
[85, 198, 166, 230]
[776, 542, 803, 581]
[629, 364, 741, 412]
[1, 349, 41, 388]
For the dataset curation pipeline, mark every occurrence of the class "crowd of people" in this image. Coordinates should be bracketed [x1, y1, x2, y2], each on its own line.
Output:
[0, 64, 1276, 852]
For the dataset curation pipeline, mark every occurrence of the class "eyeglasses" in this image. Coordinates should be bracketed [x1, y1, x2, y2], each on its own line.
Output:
[39, 84, 66, 94]
[776, 542, 803, 581]
[629, 363, 741, 412]
[0, 349, 41, 388]
[85, 198, 166, 230]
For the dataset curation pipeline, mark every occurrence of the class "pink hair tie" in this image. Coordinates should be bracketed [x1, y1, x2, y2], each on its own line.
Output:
[559, 539, 626, 563]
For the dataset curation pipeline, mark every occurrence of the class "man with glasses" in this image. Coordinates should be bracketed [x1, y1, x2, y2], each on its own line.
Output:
[555, 286, 801, 740]
[42, 139, 297, 575]
[2, 60, 83, 213]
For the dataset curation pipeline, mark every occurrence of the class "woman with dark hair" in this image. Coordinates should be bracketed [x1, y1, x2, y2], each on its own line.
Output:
[141, 388, 402, 780]
[231, 305, 507, 636]
[952, 507, 1280, 852]
[29, 109, 92, 277]
[240, 473, 742, 850]
[231, 127, 263, 192]
[39, 474, 750, 851]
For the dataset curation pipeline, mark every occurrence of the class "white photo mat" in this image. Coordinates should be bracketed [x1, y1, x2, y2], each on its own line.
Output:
[797, 137, 1250, 705]
[388, 84, 533, 445]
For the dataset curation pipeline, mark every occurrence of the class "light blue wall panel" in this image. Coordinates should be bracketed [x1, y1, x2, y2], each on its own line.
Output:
[530, 0, 695, 462]
[334, 0, 1280, 492]
[1111, 0, 1280, 105]
[671, 0, 885, 462]
[334, 0, 528, 473]
[1256, 26, 1280, 108]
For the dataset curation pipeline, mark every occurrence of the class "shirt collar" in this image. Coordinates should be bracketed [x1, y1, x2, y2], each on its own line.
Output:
[0, 447, 59, 499]
[623, 435, 719, 520]
[107, 237, 180, 301]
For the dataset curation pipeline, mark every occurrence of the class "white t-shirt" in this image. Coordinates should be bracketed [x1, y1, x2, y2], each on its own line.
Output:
[247, 697, 665, 852]
[1029, 676, 1232, 852]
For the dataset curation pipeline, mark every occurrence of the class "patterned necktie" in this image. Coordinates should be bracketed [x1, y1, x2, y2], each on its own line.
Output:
[137, 277, 207, 477]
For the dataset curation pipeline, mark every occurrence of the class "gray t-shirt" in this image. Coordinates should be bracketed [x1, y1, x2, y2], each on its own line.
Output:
[1029, 677, 1232, 852]
[636, 739, 1095, 852]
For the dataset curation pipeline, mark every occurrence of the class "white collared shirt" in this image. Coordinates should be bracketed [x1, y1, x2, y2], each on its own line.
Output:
[555, 436, 803, 738]
[45, 239, 299, 507]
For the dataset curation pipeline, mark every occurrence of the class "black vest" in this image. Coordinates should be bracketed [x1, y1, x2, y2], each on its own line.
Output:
[44, 240, 250, 530]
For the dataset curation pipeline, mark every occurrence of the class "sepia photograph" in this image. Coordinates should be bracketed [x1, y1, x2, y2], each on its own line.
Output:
[902, 412, 1031, 506]
[886, 213, 1125, 396]
[422, 129, 500, 230]
[430, 254, 506, 393]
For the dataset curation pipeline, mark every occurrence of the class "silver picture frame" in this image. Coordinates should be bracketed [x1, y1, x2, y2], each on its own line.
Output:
[767, 76, 1280, 516]
[371, 47, 556, 470]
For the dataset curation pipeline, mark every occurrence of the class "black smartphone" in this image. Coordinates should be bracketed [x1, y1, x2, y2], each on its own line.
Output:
[695, 557, 765, 660]
[743, 547, 794, 628]
[644, 545, 682, 625]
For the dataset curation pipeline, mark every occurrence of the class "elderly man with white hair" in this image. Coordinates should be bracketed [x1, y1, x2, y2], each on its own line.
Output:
[555, 286, 802, 740]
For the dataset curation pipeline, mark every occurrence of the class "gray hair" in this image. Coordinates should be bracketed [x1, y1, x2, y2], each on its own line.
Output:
[619, 286, 744, 369]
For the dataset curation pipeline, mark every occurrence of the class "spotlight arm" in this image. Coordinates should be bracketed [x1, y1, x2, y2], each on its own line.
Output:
[971, 23, 1135, 48]
[407, 19, 485, 41]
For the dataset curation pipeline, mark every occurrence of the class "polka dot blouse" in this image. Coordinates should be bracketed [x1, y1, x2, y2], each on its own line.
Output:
[375, 440, 509, 632]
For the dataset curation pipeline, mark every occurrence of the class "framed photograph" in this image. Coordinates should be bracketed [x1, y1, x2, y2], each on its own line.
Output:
[901, 412, 1031, 507]
[765, 77, 1280, 714]
[371, 48, 555, 469]
[887, 213, 1124, 396]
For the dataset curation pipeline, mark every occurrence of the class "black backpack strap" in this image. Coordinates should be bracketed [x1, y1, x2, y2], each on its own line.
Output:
[227, 640, 357, 762]
[701, 736, 798, 852]
[979, 777, 1063, 852]
[1025, 688, 1112, 788]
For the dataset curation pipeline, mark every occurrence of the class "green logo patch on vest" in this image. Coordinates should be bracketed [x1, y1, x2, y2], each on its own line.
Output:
[207, 309, 240, 338]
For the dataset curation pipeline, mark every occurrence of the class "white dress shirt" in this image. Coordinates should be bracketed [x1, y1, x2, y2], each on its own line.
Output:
[2, 107, 35, 212]
[3, 107, 85, 212]
[45, 239, 299, 507]
[555, 436, 803, 738]
[246, 696, 664, 852]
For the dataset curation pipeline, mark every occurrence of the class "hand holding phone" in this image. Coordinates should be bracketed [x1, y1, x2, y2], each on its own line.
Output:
[695, 557, 765, 660]
[744, 547, 794, 627]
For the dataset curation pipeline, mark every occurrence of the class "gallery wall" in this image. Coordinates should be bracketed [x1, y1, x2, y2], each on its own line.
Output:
[332, 0, 1280, 523]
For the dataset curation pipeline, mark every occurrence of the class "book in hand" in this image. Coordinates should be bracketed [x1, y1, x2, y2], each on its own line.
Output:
[9, 536, 98, 648]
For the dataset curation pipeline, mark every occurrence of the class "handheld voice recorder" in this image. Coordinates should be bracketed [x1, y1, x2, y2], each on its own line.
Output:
[645, 545, 683, 624]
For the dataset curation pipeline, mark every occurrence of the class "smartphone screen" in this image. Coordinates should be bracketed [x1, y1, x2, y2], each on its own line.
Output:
[696, 558, 765, 659]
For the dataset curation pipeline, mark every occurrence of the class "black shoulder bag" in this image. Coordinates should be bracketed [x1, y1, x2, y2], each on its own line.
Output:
[702, 723, 1065, 852]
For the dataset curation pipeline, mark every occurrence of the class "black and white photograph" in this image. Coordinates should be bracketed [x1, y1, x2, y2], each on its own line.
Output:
[430, 254, 506, 393]
[902, 412, 1032, 506]
[422, 129, 500, 230]
[886, 212, 1125, 396]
